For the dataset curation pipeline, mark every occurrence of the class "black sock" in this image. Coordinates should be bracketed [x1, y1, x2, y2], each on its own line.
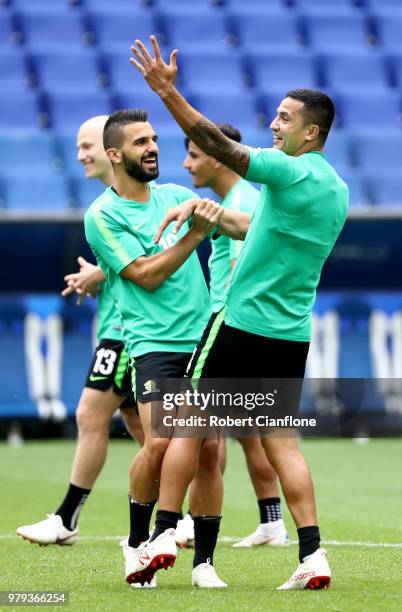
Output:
[258, 497, 282, 524]
[55, 483, 91, 530]
[193, 515, 221, 568]
[178, 510, 184, 520]
[150, 509, 181, 542]
[298, 525, 320, 563]
[128, 496, 157, 548]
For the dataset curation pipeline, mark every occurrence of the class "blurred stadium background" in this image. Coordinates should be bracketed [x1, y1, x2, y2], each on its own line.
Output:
[1, 0, 402, 438]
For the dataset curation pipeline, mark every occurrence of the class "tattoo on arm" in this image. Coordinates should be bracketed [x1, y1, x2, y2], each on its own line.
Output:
[187, 119, 250, 177]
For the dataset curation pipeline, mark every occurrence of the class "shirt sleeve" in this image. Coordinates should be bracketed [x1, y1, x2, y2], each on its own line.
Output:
[245, 147, 307, 189]
[85, 206, 145, 275]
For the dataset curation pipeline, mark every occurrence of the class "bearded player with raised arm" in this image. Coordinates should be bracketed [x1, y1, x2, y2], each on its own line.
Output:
[128, 36, 348, 591]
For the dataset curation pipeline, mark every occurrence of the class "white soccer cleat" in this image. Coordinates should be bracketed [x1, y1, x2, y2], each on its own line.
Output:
[233, 519, 290, 548]
[192, 562, 227, 588]
[277, 548, 331, 590]
[124, 528, 176, 586]
[175, 513, 195, 549]
[16, 514, 78, 546]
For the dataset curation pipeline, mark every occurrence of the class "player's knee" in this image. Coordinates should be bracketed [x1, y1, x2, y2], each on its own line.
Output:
[199, 437, 220, 472]
[76, 401, 107, 435]
[143, 436, 170, 461]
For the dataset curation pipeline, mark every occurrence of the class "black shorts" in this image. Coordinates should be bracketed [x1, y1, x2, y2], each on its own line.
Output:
[85, 339, 136, 409]
[133, 351, 192, 403]
[187, 310, 310, 379]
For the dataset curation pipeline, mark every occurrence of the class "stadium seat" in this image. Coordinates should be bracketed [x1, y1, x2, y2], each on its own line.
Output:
[19, 9, 90, 51]
[0, 48, 31, 92]
[54, 133, 79, 176]
[246, 50, 318, 94]
[365, 0, 402, 9]
[45, 91, 113, 129]
[230, 8, 301, 51]
[178, 49, 247, 94]
[85, 0, 147, 8]
[102, 49, 164, 92]
[189, 91, 261, 129]
[373, 12, 402, 51]
[0, 132, 58, 174]
[31, 50, 103, 94]
[294, 0, 353, 6]
[335, 90, 401, 128]
[365, 173, 402, 206]
[336, 170, 370, 207]
[0, 11, 21, 47]
[302, 9, 370, 51]
[13, 0, 72, 9]
[323, 130, 353, 171]
[319, 51, 390, 92]
[88, 8, 158, 52]
[0, 92, 42, 130]
[114, 90, 184, 130]
[2, 173, 71, 211]
[389, 52, 402, 87]
[70, 177, 106, 209]
[160, 7, 231, 51]
[225, 0, 285, 7]
[353, 130, 402, 171]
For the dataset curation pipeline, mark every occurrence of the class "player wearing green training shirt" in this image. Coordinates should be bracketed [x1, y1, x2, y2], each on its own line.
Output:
[130, 35, 348, 592]
[183, 124, 290, 552]
[17, 116, 143, 550]
[84, 109, 226, 589]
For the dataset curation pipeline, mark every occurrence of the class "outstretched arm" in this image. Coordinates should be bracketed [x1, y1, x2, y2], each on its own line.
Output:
[130, 36, 250, 177]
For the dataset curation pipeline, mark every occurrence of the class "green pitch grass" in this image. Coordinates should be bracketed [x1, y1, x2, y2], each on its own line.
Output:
[1, 438, 401, 611]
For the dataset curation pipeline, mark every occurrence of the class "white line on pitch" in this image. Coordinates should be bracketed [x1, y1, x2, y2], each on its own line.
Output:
[3, 534, 402, 548]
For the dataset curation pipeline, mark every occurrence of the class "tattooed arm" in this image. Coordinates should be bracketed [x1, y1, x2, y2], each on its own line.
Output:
[130, 36, 250, 177]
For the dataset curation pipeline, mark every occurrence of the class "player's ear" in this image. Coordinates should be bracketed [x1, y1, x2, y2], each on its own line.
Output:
[306, 124, 320, 142]
[106, 148, 122, 164]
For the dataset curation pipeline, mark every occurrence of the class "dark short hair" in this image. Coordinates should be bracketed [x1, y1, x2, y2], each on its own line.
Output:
[103, 109, 148, 150]
[184, 122, 242, 150]
[285, 89, 335, 144]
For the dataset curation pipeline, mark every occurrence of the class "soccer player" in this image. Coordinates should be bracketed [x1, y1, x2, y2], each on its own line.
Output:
[182, 126, 289, 549]
[129, 36, 349, 590]
[17, 116, 143, 547]
[84, 109, 227, 588]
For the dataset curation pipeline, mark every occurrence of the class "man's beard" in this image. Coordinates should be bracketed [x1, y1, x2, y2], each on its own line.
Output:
[122, 152, 159, 182]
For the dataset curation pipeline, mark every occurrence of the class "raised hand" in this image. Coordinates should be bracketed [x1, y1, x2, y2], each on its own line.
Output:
[61, 256, 105, 304]
[154, 198, 201, 243]
[130, 35, 178, 95]
[191, 199, 224, 237]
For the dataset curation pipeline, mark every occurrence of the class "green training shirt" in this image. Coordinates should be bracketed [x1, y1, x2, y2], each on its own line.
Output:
[85, 183, 211, 357]
[225, 148, 349, 342]
[209, 179, 260, 313]
[96, 284, 122, 342]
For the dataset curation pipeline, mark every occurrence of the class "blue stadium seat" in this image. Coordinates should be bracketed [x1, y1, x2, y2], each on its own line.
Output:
[19, 9, 90, 51]
[13, 0, 72, 8]
[160, 7, 231, 51]
[155, 0, 216, 7]
[0, 132, 58, 173]
[189, 91, 260, 129]
[365, 0, 402, 9]
[373, 12, 402, 51]
[88, 8, 158, 52]
[366, 173, 402, 206]
[115, 90, 183, 130]
[70, 177, 105, 209]
[323, 130, 353, 171]
[45, 91, 113, 129]
[247, 50, 317, 94]
[179, 49, 247, 94]
[0, 48, 30, 92]
[54, 133, 79, 176]
[353, 130, 402, 171]
[2, 173, 71, 210]
[389, 52, 402, 87]
[303, 9, 370, 51]
[31, 50, 103, 93]
[335, 90, 401, 128]
[85, 0, 146, 8]
[158, 133, 188, 169]
[0, 92, 41, 129]
[336, 170, 370, 207]
[0, 11, 21, 47]
[319, 51, 389, 92]
[230, 8, 301, 51]
[102, 49, 163, 93]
